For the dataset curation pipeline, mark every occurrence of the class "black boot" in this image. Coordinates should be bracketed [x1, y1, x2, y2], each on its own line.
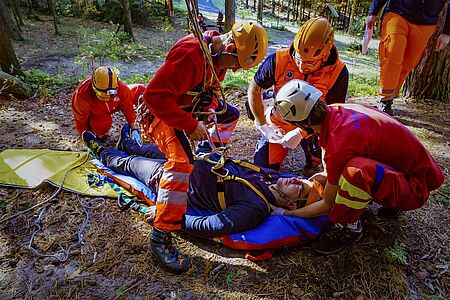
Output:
[150, 227, 190, 274]
[378, 100, 394, 116]
[311, 221, 363, 255]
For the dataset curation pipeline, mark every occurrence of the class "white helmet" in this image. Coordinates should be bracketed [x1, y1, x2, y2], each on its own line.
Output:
[274, 79, 322, 122]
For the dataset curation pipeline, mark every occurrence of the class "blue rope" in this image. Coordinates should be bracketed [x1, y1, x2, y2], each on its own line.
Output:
[28, 195, 106, 262]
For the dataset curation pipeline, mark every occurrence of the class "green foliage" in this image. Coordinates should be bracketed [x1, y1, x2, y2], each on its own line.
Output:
[0, 201, 6, 210]
[226, 271, 233, 283]
[384, 244, 407, 264]
[348, 14, 380, 39]
[122, 73, 154, 85]
[75, 27, 147, 71]
[348, 73, 378, 97]
[222, 68, 256, 88]
[435, 186, 450, 205]
[22, 69, 80, 97]
[144, 0, 169, 17]
[82, 4, 101, 20]
[115, 286, 127, 297]
[430, 295, 445, 300]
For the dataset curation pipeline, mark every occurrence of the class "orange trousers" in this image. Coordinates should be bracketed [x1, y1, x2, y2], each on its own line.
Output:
[329, 157, 430, 224]
[378, 12, 436, 98]
[148, 118, 194, 232]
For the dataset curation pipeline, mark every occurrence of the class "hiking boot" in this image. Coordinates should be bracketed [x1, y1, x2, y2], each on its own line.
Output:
[378, 100, 393, 116]
[150, 227, 190, 274]
[116, 124, 131, 151]
[311, 221, 363, 255]
[377, 207, 401, 220]
[82, 131, 104, 157]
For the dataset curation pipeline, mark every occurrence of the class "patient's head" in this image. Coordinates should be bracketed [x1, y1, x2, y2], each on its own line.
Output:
[269, 177, 313, 210]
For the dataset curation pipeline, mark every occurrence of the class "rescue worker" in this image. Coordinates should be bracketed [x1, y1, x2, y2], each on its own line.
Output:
[217, 11, 224, 33]
[71, 66, 142, 145]
[366, 0, 450, 115]
[81, 129, 322, 238]
[272, 79, 445, 254]
[247, 17, 348, 175]
[141, 21, 268, 273]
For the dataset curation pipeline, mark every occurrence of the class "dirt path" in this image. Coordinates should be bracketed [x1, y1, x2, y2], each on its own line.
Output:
[0, 14, 449, 300]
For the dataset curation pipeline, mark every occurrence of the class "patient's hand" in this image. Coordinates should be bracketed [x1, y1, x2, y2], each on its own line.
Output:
[145, 206, 157, 224]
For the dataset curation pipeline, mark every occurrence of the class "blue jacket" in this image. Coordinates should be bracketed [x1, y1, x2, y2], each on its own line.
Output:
[184, 157, 279, 237]
[368, 0, 450, 35]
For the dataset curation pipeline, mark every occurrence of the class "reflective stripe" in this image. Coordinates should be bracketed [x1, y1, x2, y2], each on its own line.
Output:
[157, 188, 187, 205]
[339, 175, 371, 200]
[335, 194, 369, 209]
[379, 87, 395, 96]
[159, 179, 189, 192]
[160, 171, 190, 183]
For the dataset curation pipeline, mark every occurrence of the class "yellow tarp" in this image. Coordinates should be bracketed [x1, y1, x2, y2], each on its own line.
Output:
[0, 149, 118, 197]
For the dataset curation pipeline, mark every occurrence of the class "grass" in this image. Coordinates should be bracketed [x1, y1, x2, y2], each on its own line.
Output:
[22, 69, 81, 96]
[122, 73, 155, 85]
[222, 68, 256, 89]
[384, 244, 408, 264]
[348, 73, 379, 97]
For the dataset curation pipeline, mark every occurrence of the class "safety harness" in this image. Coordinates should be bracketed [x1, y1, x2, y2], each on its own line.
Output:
[202, 147, 273, 213]
[184, 0, 227, 117]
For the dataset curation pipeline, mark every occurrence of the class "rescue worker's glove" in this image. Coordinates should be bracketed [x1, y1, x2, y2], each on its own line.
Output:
[131, 129, 143, 147]
[257, 123, 282, 142]
[270, 204, 286, 216]
[272, 128, 303, 149]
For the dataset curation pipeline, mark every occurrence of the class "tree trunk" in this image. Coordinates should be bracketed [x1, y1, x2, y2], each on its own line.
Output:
[167, 0, 174, 17]
[0, 0, 23, 41]
[47, 0, 60, 35]
[224, 0, 234, 32]
[403, 5, 449, 102]
[347, 0, 357, 34]
[122, 0, 135, 41]
[271, 0, 275, 14]
[0, 71, 32, 97]
[10, 0, 24, 29]
[0, 14, 22, 76]
[245, 0, 248, 9]
[287, 0, 291, 22]
[257, 0, 263, 23]
[403, 35, 450, 102]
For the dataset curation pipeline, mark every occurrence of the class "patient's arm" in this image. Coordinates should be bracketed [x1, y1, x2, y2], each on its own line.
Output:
[183, 203, 267, 238]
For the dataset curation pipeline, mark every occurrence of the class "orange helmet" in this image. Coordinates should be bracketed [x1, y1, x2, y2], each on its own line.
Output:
[294, 18, 334, 61]
[92, 66, 118, 101]
[231, 21, 268, 70]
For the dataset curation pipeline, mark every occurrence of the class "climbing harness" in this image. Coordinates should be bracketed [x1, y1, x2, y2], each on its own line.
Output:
[202, 147, 273, 212]
[28, 195, 106, 262]
[184, 0, 227, 117]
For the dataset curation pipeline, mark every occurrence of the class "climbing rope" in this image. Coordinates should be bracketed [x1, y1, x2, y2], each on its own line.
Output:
[28, 195, 106, 262]
[0, 154, 90, 224]
[184, 0, 227, 116]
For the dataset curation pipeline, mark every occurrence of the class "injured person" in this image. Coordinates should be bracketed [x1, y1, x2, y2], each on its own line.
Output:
[82, 127, 322, 238]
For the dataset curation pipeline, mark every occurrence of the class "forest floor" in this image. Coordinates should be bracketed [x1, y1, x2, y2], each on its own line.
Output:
[0, 12, 449, 300]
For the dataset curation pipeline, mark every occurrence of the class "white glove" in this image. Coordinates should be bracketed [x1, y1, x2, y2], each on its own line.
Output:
[257, 123, 282, 141]
[276, 128, 303, 149]
[270, 204, 286, 216]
